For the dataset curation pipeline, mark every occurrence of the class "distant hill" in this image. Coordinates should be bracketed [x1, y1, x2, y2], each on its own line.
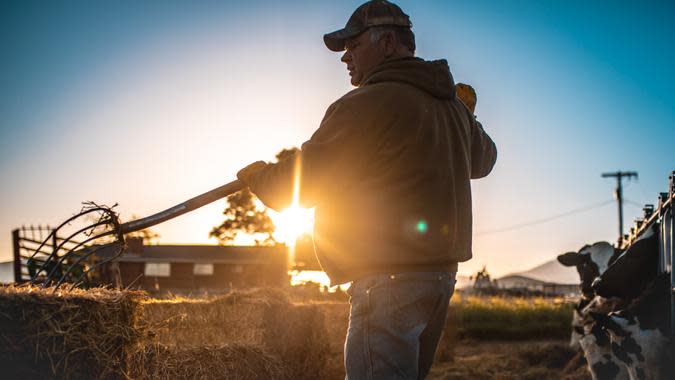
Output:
[499, 259, 579, 285]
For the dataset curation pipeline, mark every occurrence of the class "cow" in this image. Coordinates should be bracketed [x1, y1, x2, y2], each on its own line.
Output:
[589, 225, 672, 380]
[558, 242, 622, 298]
[561, 223, 672, 380]
[558, 241, 624, 349]
[558, 241, 630, 379]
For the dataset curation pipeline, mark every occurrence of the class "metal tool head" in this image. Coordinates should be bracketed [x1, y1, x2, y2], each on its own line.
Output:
[28, 202, 125, 291]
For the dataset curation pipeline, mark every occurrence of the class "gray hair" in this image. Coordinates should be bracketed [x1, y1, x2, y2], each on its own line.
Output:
[368, 26, 416, 53]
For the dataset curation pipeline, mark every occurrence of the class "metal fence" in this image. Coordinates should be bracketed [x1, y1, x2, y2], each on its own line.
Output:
[619, 171, 674, 336]
[12, 225, 84, 283]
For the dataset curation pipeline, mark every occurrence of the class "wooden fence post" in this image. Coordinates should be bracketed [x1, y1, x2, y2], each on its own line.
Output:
[12, 229, 22, 283]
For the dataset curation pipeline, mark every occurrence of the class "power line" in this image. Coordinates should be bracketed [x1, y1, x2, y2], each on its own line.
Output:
[624, 199, 647, 208]
[476, 199, 615, 236]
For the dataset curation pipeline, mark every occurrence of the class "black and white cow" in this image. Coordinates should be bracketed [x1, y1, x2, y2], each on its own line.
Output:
[578, 297, 630, 380]
[561, 224, 672, 380]
[590, 225, 672, 380]
[558, 241, 624, 348]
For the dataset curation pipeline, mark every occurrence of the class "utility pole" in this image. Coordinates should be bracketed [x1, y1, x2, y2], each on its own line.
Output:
[602, 171, 638, 243]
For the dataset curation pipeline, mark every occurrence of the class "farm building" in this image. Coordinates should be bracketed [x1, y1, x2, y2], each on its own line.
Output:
[98, 237, 289, 292]
[11, 225, 321, 291]
[0, 261, 12, 283]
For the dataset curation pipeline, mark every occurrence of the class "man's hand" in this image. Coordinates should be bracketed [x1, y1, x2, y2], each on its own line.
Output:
[237, 161, 268, 185]
[456, 83, 477, 114]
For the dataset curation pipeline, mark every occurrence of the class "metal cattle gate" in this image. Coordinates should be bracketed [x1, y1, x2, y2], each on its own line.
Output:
[12, 225, 88, 284]
[620, 171, 674, 336]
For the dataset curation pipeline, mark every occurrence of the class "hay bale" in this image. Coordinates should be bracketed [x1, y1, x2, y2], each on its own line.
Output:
[0, 284, 145, 379]
[307, 302, 349, 379]
[140, 288, 330, 379]
[262, 303, 330, 379]
[139, 288, 291, 347]
[140, 297, 270, 347]
[1, 286, 331, 379]
[315, 302, 349, 354]
[128, 343, 290, 380]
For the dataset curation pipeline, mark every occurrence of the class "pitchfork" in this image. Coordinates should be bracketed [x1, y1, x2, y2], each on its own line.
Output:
[28, 180, 244, 290]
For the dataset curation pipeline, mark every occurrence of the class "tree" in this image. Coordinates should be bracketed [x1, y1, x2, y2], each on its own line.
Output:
[210, 188, 277, 245]
[209, 147, 299, 246]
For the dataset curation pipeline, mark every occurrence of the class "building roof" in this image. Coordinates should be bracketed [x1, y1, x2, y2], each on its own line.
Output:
[100, 244, 287, 264]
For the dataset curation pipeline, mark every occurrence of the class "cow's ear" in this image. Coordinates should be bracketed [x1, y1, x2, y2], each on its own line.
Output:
[557, 252, 585, 266]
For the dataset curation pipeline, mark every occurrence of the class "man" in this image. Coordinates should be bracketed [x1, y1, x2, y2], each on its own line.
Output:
[237, 1, 497, 378]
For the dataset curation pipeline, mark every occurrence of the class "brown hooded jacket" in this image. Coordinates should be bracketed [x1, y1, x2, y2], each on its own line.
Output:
[245, 57, 497, 285]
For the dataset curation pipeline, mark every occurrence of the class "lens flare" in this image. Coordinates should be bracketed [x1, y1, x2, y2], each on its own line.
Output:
[416, 220, 428, 234]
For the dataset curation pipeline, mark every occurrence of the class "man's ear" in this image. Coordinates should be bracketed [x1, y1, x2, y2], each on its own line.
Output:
[383, 31, 397, 58]
[557, 252, 585, 266]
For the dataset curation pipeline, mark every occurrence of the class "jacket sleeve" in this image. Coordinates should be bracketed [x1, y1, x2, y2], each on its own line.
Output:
[246, 99, 368, 211]
[470, 118, 497, 179]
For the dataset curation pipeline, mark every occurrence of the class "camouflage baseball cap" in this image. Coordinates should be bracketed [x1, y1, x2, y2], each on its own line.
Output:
[323, 0, 412, 52]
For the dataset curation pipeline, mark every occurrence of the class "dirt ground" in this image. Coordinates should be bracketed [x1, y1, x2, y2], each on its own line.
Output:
[317, 301, 590, 380]
[322, 339, 590, 380]
[427, 340, 590, 380]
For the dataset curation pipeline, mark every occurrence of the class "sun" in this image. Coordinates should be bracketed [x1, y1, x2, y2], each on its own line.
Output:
[269, 206, 314, 245]
[267, 151, 315, 246]
[266, 152, 314, 246]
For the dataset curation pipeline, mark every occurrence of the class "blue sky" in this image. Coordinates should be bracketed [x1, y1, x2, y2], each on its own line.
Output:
[1, 0, 673, 277]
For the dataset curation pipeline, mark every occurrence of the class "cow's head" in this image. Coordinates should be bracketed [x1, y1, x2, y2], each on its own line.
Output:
[558, 242, 618, 297]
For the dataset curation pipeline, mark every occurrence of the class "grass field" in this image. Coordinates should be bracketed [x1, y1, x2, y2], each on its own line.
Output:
[449, 293, 575, 340]
[433, 293, 584, 379]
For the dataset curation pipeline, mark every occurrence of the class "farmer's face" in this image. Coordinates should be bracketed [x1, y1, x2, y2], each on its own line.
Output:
[341, 30, 387, 86]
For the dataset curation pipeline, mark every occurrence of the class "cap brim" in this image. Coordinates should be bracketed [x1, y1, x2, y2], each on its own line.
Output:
[323, 26, 363, 52]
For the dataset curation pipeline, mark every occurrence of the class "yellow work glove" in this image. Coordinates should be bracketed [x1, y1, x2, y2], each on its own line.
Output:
[456, 83, 477, 114]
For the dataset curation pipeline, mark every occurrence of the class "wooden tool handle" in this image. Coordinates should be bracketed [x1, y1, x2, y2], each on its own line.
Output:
[120, 180, 245, 234]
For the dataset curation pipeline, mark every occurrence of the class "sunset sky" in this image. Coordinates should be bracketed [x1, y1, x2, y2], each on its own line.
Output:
[1, 0, 673, 279]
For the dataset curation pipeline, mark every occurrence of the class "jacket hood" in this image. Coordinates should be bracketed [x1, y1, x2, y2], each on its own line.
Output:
[362, 57, 456, 99]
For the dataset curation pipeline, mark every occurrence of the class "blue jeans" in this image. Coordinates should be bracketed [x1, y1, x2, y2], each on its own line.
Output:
[344, 272, 457, 380]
